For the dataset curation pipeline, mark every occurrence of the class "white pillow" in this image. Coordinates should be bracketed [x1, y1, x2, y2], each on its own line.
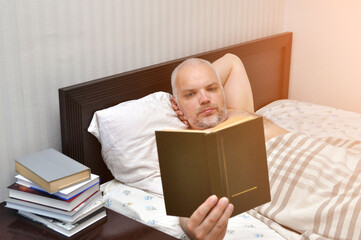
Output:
[88, 92, 187, 195]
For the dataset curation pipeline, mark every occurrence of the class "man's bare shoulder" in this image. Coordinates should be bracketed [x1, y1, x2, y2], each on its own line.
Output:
[227, 109, 289, 142]
[227, 109, 257, 119]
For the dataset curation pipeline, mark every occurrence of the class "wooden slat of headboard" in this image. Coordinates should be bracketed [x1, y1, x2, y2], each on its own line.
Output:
[59, 32, 292, 183]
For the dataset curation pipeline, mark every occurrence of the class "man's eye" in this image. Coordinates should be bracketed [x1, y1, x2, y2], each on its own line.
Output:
[185, 92, 195, 98]
[208, 87, 217, 91]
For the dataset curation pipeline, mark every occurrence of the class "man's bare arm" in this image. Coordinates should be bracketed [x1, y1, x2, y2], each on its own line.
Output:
[212, 53, 254, 113]
[212, 54, 289, 141]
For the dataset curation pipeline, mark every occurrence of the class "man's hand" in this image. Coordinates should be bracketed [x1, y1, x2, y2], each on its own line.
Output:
[171, 96, 190, 127]
[179, 195, 234, 240]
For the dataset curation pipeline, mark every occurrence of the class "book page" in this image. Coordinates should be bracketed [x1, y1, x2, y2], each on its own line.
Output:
[160, 116, 256, 133]
[159, 128, 205, 133]
[209, 116, 255, 132]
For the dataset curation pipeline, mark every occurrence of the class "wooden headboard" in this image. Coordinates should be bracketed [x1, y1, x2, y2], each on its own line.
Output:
[59, 32, 292, 183]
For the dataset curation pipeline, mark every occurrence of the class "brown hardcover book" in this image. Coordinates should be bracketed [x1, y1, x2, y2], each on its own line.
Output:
[155, 116, 271, 217]
[15, 148, 90, 194]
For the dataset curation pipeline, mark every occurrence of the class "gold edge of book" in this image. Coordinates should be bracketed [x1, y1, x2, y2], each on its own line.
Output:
[231, 186, 258, 198]
[54, 171, 91, 192]
[15, 161, 51, 192]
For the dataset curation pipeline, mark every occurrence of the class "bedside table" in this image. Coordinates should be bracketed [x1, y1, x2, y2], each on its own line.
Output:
[0, 202, 178, 240]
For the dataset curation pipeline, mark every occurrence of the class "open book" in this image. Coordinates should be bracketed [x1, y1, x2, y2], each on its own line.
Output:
[155, 116, 271, 217]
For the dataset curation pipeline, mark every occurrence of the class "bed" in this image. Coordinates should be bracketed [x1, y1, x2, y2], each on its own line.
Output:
[59, 32, 361, 240]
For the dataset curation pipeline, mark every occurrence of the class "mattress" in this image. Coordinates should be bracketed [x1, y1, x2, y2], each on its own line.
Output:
[101, 99, 361, 239]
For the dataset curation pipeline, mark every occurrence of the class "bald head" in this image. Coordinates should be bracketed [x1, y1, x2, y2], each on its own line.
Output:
[171, 58, 221, 100]
[170, 58, 227, 130]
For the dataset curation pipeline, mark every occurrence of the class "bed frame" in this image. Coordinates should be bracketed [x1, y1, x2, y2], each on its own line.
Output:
[59, 32, 292, 184]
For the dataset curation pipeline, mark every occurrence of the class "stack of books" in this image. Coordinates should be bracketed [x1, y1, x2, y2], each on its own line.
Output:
[5, 148, 107, 237]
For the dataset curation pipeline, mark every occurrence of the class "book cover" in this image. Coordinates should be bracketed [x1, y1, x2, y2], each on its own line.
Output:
[155, 116, 271, 217]
[15, 148, 90, 193]
[15, 173, 100, 200]
[18, 207, 107, 237]
[8, 183, 99, 211]
[5, 191, 103, 223]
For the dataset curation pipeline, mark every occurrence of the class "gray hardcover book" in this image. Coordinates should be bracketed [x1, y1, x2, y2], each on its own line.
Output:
[15, 148, 90, 193]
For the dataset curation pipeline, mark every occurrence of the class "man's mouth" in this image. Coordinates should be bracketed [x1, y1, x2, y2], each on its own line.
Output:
[198, 107, 216, 116]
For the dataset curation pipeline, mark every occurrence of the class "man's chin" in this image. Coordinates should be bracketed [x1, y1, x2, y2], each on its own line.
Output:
[189, 108, 228, 130]
[192, 115, 225, 130]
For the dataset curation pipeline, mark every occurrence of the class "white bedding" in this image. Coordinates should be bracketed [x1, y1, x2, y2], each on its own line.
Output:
[256, 99, 361, 141]
[101, 99, 361, 239]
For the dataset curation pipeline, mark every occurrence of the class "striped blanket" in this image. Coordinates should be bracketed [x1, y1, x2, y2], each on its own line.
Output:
[249, 133, 361, 240]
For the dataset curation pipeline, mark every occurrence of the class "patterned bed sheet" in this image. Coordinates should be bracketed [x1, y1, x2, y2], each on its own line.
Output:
[101, 99, 361, 239]
[101, 180, 283, 239]
[256, 99, 361, 141]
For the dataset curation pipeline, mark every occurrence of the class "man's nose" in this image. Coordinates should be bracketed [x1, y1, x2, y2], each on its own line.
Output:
[198, 91, 210, 104]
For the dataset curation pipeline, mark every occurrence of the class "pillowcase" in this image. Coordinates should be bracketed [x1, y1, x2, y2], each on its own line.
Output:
[88, 92, 187, 195]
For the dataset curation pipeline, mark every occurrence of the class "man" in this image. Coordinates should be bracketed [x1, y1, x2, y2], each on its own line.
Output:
[170, 53, 289, 240]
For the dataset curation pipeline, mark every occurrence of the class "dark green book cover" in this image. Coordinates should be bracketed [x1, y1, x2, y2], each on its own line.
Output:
[155, 116, 271, 217]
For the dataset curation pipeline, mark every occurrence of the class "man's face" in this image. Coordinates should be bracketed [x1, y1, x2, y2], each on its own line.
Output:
[174, 62, 228, 130]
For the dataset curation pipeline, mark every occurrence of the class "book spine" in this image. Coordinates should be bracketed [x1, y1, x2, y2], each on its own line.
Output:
[205, 134, 228, 198]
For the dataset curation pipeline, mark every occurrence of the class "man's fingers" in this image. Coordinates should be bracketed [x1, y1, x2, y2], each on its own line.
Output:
[171, 104, 179, 111]
[171, 97, 178, 109]
[170, 97, 190, 126]
[201, 197, 230, 231]
[187, 196, 232, 240]
[208, 202, 234, 238]
[171, 96, 190, 127]
[215, 223, 228, 240]
[188, 195, 218, 227]
[171, 103, 179, 111]
[175, 110, 184, 116]
[171, 97, 179, 108]
[182, 196, 232, 240]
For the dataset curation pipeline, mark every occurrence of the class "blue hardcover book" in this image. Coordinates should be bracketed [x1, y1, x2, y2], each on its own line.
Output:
[15, 174, 99, 200]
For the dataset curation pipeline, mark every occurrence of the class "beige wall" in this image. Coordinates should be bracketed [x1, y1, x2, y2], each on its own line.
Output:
[284, 0, 361, 113]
